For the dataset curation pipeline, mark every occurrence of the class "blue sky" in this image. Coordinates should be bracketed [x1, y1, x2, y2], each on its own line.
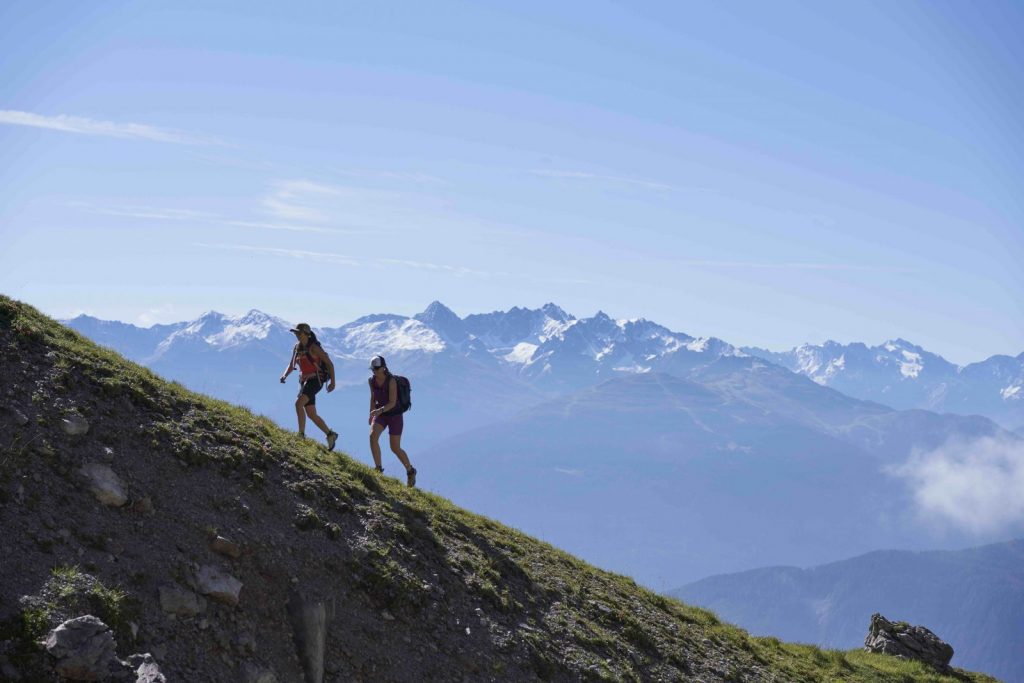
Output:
[1, 1, 1021, 364]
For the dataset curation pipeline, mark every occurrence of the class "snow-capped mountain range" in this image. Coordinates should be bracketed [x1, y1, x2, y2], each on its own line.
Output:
[68, 302, 1022, 431]
[743, 339, 1024, 431]
[67, 302, 747, 443]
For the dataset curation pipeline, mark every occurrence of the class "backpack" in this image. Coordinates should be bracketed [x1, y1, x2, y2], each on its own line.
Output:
[370, 374, 413, 415]
[301, 341, 331, 382]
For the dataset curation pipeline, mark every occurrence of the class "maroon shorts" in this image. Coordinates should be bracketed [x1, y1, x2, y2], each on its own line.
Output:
[372, 413, 404, 436]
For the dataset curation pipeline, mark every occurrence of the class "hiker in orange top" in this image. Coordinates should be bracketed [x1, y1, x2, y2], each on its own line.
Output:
[280, 323, 338, 450]
[368, 355, 417, 487]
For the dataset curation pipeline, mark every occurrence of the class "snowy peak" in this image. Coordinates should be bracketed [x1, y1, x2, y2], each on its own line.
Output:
[540, 303, 572, 322]
[413, 301, 466, 342]
[329, 316, 446, 357]
[462, 303, 576, 350]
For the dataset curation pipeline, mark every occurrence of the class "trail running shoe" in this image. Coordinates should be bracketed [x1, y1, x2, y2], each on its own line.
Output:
[326, 431, 338, 451]
[406, 467, 417, 488]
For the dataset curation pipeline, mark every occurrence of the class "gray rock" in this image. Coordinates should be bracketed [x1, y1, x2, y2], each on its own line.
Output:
[211, 535, 243, 559]
[241, 663, 279, 683]
[864, 613, 954, 672]
[195, 565, 243, 606]
[128, 653, 166, 683]
[13, 408, 29, 426]
[288, 593, 327, 683]
[61, 414, 90, 436]
[44, 615, 119, 681]
[158, 586, 207, 617]
[79, 463, 128, 507]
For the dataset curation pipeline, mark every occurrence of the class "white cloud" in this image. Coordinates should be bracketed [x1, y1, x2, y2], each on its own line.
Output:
[260, 177, 448, 225]
[0, 110, 220, 145]
[888, 435, 1024, 534]
[137, 304, 183, 327]
[531, 169, 708, 193]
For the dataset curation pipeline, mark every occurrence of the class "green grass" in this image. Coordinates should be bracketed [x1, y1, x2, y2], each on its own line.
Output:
[0, 294, 1001, 683]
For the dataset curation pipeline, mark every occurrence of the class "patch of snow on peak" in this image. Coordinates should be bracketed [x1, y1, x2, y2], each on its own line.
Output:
[1001, 384, 1021, 401]
[612, 365, 651, 373]
[899, 350, 923, 379]
[686, 338, 711, 353]
[206, 322, 272, 347]
[504, 342, 538, 365]
[339, 319, 445, 355]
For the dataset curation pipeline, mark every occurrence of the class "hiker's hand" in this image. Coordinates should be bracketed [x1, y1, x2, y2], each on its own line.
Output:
[327, 381, 336, 393]
[279, 375, 286, 384]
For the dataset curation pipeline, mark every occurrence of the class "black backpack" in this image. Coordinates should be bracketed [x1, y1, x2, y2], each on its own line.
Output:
[370, 374, 412, 415]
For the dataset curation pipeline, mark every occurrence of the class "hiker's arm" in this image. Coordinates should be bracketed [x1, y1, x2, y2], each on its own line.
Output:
[311, 345, 336, 391]
[280, 347, 297, 383]
[368, 384, 375, 423]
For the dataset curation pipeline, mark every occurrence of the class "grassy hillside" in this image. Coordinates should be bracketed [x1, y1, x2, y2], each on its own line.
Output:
[0, 295, 1000, 682]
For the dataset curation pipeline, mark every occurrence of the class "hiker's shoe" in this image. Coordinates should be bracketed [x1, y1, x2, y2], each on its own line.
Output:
[326, 431, 338, 451]
[374, 466, 384, 473]
[406, 467, 417, 488]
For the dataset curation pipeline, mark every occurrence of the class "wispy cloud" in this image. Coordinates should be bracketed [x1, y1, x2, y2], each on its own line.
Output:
[378, 258, 492, 278]
[74, 202, 351, 234]
[674, 259, 916, 273]
[260, 178, 449, 225]
[195, 243, 490, 278]
[554, 468, 584, 477]
[332, 169, 448, 185]
[888, 435, 1024, 534]
[0, 110, 221, 145]
[531, 169, 709, 193]
[196, 243, 362, 266]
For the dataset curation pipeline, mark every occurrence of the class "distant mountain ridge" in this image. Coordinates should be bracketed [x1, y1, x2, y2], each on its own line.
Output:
[64, 302, 744, 441]
[671, 539, 1024, 682]
[743, 339, 1024, 431]
[68, 304, 1023, 433]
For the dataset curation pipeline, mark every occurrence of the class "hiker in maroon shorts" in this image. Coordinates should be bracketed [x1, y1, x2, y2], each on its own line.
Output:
[280, 323, 338, 450]
[368, 355, 417, 487]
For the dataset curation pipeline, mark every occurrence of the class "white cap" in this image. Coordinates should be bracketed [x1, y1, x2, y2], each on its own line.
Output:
[369, 355, 386, 370]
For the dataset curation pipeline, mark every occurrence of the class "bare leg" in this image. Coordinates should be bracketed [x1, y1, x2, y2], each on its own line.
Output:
[389, 434, 413, 471]
[304, 404, 331, 436]
[369, 423, 385, 470]
[295, 395, 309, 435]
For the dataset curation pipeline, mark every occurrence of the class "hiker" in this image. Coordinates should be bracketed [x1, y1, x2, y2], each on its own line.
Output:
[279, 323, 338, 450]
[368, 355, 417, 487]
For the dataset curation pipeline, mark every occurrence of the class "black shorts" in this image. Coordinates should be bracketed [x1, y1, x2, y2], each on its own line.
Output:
[298, 377, 322, 405]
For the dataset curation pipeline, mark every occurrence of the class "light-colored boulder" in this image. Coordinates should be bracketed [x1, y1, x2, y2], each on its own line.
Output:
[288, 594, 326, 683]
[195, 565, 243, 606]
[158, 586, 207, 617]
[61, 414, 90, 436]
[79, 463, 128, 507]
[44, 615, 119, 681]
[241, 663, 279, 683]
[211, 535, 243, 559]
[864, 613, 954, 672]
[128, 653, 166, 683]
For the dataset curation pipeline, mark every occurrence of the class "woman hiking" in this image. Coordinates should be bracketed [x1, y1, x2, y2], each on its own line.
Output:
[280, 323, 338, 450]
[368, 355, 417, 487]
